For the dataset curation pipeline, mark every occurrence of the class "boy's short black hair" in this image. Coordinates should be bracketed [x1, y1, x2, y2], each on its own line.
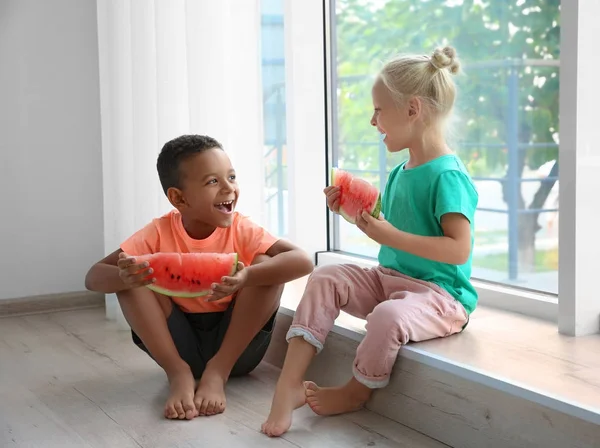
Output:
[157, 134, 223, 194]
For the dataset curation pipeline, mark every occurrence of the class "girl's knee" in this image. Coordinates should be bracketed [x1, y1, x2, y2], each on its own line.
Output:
[367, 301, 410, 341]
[370, 300, 401, 320]
[308, 264, 344, 283]
[302, 265, 344, 301]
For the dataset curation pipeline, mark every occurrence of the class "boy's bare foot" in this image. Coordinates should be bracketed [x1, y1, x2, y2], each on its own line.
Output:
[305, 378, 372, 416]
[261, 380, 307, 437]
[194, 365, 227, 416]
[165, 369, 197, 420]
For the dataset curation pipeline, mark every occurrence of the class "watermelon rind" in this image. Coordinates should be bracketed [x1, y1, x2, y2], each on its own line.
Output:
[370, 192, 382, 219]
[230, 253, 239, 276]
[338, 208, 355, 224]
[145, 253, 239, 298]
[147, 283, 211, 298]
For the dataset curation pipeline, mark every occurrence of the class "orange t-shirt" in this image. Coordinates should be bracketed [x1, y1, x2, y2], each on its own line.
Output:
[120, 209, 278, 313]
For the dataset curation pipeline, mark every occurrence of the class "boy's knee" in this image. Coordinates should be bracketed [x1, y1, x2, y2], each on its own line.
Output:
[116, 287, 172, 318]
[249, 254, 283, 294]
[245, 254, 284, 304]
[115, 287, 137, 303]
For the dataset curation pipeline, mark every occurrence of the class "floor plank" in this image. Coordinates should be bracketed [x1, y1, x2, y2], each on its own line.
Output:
[0, 308, 444, 448]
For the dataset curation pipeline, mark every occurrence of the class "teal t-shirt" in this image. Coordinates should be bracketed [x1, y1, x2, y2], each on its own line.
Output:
[378, 154, 479, 314]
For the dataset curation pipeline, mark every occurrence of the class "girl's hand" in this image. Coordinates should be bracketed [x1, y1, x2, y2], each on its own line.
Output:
[323, 186, 341, 213]
[205, 262, 248, 302]
[355, 211, 394, 245]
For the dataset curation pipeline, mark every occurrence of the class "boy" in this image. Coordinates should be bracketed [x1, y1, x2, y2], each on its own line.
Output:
[85, 135, 314, 420]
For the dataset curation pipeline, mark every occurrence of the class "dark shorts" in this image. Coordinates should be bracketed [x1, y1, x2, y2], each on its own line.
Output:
[132, 300, 277, 379]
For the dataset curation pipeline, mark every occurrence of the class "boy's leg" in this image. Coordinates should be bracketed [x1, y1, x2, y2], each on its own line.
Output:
[262, 264, 383, 437]
[228, 307, 278, 377]
[193, 254, 283, 416]
[117, 287, 198, 420]
[305, 270, 468, 416]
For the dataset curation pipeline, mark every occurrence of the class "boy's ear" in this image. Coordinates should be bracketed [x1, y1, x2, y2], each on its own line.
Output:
[167, 187, 186, 210]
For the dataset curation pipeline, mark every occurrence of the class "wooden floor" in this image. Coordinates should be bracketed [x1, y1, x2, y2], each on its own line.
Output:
[0, 307, 445, 448]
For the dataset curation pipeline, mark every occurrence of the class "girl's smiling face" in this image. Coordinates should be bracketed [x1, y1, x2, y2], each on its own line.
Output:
[370, 77, 419, 153]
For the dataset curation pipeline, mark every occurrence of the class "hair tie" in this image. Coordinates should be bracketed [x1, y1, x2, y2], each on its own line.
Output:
[429, 58, 444, 71]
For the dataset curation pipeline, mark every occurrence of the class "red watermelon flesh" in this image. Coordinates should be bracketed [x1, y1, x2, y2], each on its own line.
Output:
[331, 168, 381, 224]
[137, 252, 238, 297]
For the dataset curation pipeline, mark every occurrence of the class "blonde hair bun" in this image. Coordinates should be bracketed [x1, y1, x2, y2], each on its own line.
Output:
[430, 46, 460, 75]
[378, 44, 460, 119]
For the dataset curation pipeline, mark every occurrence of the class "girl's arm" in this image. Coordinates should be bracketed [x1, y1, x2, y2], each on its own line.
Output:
[358, 168, 477, 266]
[357, 212, 471, 265]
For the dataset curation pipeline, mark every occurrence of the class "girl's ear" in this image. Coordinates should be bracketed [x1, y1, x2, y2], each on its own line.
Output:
[167, 187, 187, 210]
[407, 97, 422, 119]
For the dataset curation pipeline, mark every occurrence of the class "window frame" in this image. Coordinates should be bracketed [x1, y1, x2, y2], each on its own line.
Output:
[282, 0, 599, 336]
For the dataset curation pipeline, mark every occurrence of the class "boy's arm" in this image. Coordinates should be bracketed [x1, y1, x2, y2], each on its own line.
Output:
[87, 219, 159, 293]
[243, 240, 314, 287]
[85, 249, 153, 293]
[85, 249, 127, 293]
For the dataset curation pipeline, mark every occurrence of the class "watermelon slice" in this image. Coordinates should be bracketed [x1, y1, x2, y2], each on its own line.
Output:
[136, 252, 238, 297]
[331, 168, 381, 224]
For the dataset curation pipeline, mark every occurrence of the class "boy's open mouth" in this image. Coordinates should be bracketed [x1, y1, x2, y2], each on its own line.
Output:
[214, 200, 234, 214]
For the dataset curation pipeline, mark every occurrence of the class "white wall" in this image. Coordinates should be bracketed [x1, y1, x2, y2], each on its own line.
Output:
[0, 0, 103, 300]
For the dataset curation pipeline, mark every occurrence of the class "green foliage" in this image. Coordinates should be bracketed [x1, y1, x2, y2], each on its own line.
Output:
[474, 247, 558, 272]
[335, 0, 560, 177]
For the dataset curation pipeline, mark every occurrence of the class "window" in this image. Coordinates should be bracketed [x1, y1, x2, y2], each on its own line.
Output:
[282, 0, 596, 334]
[261, 0, 288, 238]
[329, 0, 560, 295]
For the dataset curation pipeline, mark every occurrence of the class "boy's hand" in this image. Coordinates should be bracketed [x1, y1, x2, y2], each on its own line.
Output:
[205, 262, 248, 302]
[324, 186, 341, 213]
[117, 252, 155, 289]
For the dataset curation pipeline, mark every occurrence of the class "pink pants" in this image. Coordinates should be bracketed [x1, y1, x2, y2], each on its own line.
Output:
[287, 264, 469, 388]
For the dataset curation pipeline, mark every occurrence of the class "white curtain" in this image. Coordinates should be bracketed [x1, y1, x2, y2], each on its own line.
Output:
[96, 0, 265, 325]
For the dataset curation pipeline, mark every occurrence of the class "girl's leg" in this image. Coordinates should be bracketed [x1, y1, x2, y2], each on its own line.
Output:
[306, 269, 468, 416]
[261, 264, 383, 437]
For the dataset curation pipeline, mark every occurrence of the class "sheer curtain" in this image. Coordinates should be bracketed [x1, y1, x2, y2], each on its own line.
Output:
[96, 0, 264, 325]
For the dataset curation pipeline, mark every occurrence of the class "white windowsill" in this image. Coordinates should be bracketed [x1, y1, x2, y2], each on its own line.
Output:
[316, 251, 558, 322]
[278, 270, 600, 427]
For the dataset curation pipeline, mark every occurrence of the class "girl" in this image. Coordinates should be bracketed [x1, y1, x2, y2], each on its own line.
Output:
[261, 46, 478, 438]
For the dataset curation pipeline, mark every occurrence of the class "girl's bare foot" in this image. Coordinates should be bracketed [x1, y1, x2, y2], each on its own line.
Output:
[305, 377, 373, 416]
[261, 380, 307, 437]
[165, 369, 197, 420]
[194, 365, 227, 416]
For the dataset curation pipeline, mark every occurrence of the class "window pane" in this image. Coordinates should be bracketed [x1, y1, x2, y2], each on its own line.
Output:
[261, 0, 287, 238]
[330, 0, 559, 294]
